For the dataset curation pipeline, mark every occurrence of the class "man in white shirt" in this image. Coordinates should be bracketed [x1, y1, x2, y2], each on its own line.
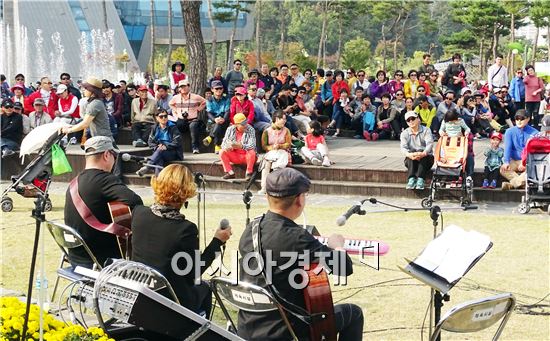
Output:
[487, 54, 508, 92]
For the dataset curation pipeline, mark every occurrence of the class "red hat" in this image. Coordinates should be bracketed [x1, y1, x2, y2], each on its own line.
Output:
[10, 84, 25, 92]
[490, 132, 502, 140]
[235, 86, 247, 95]
[137, 85, 148, 92]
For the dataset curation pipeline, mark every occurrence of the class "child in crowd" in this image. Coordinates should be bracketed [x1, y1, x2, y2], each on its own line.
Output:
[439, 108, 471, 138]
[482, 132, 504, 188]
[301, 120, 331, 167]
[361, 99, 378, 141]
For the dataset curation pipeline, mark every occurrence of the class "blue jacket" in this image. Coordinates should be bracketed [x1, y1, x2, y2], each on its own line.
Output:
[148, 120, 183, 160]
[503, 125, 538, 163]
[320, 80, 334, 102]
[509, 77, 525, 102]
[206, 96, 230, 121]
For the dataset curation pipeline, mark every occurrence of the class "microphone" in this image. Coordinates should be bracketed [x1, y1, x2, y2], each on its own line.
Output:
[194, 172, 205, 184]
[121, 153, 147, 162]
[369, 197, 377, 204]
[336, 203, 363, 226]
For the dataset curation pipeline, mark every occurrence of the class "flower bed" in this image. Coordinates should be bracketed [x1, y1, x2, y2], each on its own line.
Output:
[0, 297, 113, 341]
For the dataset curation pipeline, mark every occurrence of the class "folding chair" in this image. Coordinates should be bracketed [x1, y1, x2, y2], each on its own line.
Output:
[430, 293, 516, 341]
[210, 277, 298, 340]
[46, 220, 103, 302]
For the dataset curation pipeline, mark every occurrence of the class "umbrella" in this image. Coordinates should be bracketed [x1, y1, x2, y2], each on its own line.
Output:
[19, 122, 65, 157]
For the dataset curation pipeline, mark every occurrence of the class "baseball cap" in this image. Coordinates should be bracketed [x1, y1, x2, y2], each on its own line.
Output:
[266, 168, 311, 198]
[404, 111, 418, 120]
[178, 79, 190, 87]
[235, 87, 247, 95]
[490, 132, 503, 140]
[56, 84, 68, 94]
[211, 80, 223, 89]
[541, 115, 550, 132]
[2, 99, 14, 108]
[233, 113, 247, 125]
[13, 102, 23, 110]
[137, 85, 148, 92]
[33, 98, 45, 106]
[84, 136, 119, 156]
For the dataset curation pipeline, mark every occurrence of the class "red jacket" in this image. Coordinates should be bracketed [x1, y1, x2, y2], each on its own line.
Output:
[331, 80, 350, 104]
[229, 97, 255, 125]
[25, 90, 59, 119]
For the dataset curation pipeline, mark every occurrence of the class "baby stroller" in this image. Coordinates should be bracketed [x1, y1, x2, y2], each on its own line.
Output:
[518, 136, 550, 214]
[1, 132, 64, 212]
[421, 136, 474, 208]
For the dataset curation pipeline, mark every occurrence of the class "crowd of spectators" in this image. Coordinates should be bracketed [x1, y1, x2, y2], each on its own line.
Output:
[1, 53, 549, 190]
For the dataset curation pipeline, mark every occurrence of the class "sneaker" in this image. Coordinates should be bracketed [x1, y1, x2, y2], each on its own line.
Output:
[222, 172, 235, 180]
[371, 132, 379, 141]
[135, 166, 149, 177]
[202, 136, 212, 146]
[406, 177, 416, 189]
[69, 137, 78, 145]
[415, 178, 425, 190]
[245, 173, 253, 181]
[363, 132, 371, 141]
[466, 176, 473, 188]
[322, 157, 331, 167]
[489, 179, 497, 188]
[482, 179, 489, 188]
[501, 181, 512, 191]
[1, 149, 14, 158]
[311, 157, 322, 166]
[353, 134, 363, 139]
[192, 149, 200, 154]
[214, 145, 222, 154]
[132, 140, 139, 147]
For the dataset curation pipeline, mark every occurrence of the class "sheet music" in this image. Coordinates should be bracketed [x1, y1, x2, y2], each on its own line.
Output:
[413, 225, 491, 283]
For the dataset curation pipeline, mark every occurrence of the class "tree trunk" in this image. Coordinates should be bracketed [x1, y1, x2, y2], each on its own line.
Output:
[255, 0, 261, 68]
[181, 0, 208, 96]
[316, 1, 327, 69]
[102, 0, 108, 31]
[393, 39, 398, 71]
[206, 0, 217, 74]
[547, 25, 550, 62]
[227, 4, 240, 71]
[336, 15, 343, 69]
[533, 26, 539, 64]
[507, 13, 515, 78]
[150, 0, 155, 76]
[278, 1, 285, 60]
[479, 38, 484, 75]
[165, 0, 173, 77]
[491, 22, 499, 61]
[381, 23, 387, 71]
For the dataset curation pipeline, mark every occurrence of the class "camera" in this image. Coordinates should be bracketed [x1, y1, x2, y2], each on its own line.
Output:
[182, 111, 189, 119]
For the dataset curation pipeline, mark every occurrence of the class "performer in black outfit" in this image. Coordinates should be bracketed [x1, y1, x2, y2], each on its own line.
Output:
[131, 164, 232, 316]
[64, 136, 143, 268]
[238, 168, 364, 340]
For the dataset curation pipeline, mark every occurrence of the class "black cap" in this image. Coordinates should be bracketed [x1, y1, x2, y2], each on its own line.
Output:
[1, 99, 14, 108]
[266, 168, 311, 198]
[13, 102, 23, 109]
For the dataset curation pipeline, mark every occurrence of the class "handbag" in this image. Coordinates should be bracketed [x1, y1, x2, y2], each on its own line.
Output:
[51, 143, 72, 175]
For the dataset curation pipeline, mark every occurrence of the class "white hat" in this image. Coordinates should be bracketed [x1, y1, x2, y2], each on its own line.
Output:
[405, 111, 418, 121]
[56, 84, 68, 94]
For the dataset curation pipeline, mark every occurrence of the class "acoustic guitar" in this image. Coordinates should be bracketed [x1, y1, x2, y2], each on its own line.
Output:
[303, 263, 337, 341]
[107, 201, 133, 259]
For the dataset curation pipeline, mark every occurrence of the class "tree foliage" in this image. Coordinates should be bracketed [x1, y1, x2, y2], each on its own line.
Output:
[342, 38, 372, 70]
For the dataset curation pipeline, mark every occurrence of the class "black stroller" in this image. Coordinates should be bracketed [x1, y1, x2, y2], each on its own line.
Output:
[1, 132, 65, 212]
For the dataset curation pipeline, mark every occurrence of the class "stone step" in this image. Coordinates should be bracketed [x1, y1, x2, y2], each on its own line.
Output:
[124, 174, 522, 203]
[116, 127, 214, 153]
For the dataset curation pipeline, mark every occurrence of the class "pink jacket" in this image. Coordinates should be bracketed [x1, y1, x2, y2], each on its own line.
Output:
[523, 74, 544, 102]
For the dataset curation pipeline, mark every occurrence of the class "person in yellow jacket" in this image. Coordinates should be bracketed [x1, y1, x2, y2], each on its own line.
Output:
[414, 95, 436, 129]
[404, 70, 420, 98]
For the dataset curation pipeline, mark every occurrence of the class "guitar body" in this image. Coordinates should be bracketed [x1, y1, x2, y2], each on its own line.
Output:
[107, 201, 132, 259]
[303, 263, 337, 341]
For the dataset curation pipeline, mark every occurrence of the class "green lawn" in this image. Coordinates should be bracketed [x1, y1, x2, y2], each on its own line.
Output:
[1, 193, 549, 340]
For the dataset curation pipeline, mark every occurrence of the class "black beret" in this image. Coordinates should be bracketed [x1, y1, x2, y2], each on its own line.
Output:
[266, 168, 311, 198]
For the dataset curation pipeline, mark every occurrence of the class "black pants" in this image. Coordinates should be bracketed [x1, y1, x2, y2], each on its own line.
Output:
[208, 120, 229, 146]
[132, 122, 153, 142]
[177, 119, 205, 150]
[525, 101, 541, 128]
[404, 155, 434, 180]
[334, 303, 364, 341]
[149, 148, 181, 175]
[484, 166, 500, 182]
[194, 280, 213, 318]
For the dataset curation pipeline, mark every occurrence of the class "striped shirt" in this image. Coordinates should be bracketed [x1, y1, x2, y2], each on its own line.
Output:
[169, 93, 206, 120]
[221, 125, 256, 151]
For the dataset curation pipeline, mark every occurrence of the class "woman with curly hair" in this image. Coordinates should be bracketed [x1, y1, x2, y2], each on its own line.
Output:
[131, 164, 232, 317]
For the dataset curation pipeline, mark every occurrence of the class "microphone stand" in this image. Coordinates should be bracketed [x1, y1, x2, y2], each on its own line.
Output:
[194, 172, 207, 248]
[242, 171, 258, 227]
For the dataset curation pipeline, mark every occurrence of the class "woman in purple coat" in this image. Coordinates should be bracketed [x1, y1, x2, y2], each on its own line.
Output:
[370, 70, 390, 107]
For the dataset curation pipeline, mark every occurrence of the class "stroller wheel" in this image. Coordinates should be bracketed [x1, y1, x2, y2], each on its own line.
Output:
[421, 198, 433, 209]
[518, 202, 530, 214]
[44, 199, 53, 212]
[1, 197, 14, 212]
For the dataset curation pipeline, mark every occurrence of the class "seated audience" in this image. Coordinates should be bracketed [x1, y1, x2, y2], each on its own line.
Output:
[131, 85, 157, 147]
[1, 99, 23, 157]
[28, 99, 52, 131]
[301, 120, 331, 167]
[400, 111, 434, 190]
[219, 113, 257, 180]
[203, 80, 230, 154]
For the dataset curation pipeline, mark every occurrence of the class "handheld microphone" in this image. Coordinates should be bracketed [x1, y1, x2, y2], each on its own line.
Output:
[121, 153, 147, 162]
[336, 203, 363, 226]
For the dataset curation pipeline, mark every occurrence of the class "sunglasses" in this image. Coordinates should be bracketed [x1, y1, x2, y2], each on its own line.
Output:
[396, 93, 404, 96]
[158, 115, 168, 118]
[418, 89, 425, 92]
[516, 117, 527, 121]
[445, 97, 453, 100]
[358, 74, 365, 77]
[299, 91, 305, 94]
[410, 74, 417, 77]
[43, 82, 52, 85]
[406, 117, 417, 122]
[214, 87, 223, 90]
[235, 93, 245, 96]
[108, 150, 118, 158]
[430, 74, 438, 77]
[396, 74, 403, 77]
[249, 88, 257, 91]
[61, 77, 70, 80]
[235, 63, 242, 66]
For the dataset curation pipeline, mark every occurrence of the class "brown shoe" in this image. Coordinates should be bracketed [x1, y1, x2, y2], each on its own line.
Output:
[245, 173, 253, 181]
[501, 182, 513, 191]
[222, 172, 235, 180]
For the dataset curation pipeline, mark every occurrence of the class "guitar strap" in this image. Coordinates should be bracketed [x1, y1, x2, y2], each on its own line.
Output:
[250, 215, 325, 326]
[69, 176, 131, 238]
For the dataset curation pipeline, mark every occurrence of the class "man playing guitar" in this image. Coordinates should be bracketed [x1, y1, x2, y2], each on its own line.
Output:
[238, 168, 364, 340]
[64, 136, 143, 268]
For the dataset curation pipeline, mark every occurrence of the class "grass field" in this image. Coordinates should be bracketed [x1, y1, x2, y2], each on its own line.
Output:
[1, 192, 549, 340]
